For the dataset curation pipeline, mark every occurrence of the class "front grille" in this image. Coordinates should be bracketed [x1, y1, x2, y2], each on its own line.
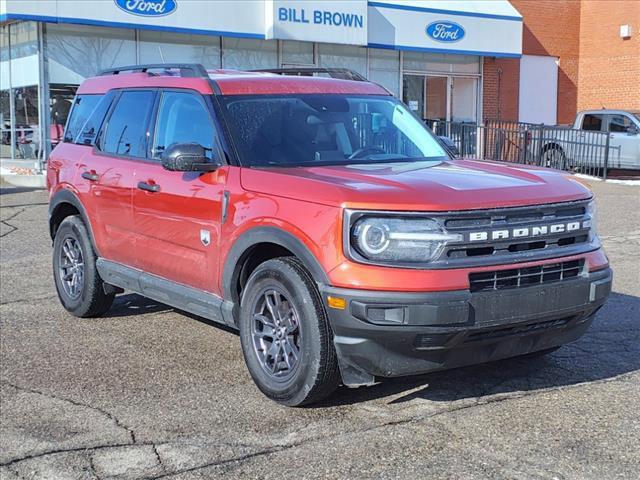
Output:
[437, 199, 594, 268]
[469, 259, 584, 292]
[463, 317, 573, 343]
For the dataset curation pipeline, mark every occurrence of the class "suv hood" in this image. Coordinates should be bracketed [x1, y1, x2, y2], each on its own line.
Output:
[240, 159, 592, 211]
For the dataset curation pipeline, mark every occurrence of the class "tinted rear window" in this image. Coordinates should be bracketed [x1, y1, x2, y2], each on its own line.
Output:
[101, 91, 155, 158]
[64, 95, 103, 143]
[581, 114, 604, 131]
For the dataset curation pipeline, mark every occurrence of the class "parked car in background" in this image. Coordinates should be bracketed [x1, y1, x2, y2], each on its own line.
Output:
[541, 110, 640, 172]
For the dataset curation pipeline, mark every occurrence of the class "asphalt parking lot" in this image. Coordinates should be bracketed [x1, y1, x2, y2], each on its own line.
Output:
[1, 180, 639, 479]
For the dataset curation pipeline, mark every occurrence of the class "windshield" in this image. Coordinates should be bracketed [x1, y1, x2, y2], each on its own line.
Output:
[220, 94, 448, 167]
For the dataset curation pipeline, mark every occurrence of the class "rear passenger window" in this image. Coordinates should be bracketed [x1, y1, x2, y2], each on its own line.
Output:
[64, 95, 103, 143]
[152, 91, 215, 160]
[581, 114, 604, 131]
[101, 91, 155, 157]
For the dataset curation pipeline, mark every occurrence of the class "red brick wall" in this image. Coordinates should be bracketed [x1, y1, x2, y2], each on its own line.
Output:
[483, 0, 639, 124]
[482, 58, 520, 122]
[577, 0, 640, 111]
[483, 0, 582, 124]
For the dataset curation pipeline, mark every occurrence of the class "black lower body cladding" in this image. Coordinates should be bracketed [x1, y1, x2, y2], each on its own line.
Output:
[320, 268, 612, 386]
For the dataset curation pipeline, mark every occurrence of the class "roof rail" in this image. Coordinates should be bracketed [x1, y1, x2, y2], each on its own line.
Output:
[99, 63, 209, 78]
[253, 68, 367, 81]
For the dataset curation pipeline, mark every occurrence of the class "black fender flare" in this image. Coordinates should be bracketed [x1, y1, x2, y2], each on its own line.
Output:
[222, 226, 330, 303]
[49, 189, 99, 255]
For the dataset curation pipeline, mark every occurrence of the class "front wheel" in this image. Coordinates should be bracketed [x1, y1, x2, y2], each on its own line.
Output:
[239, 257, 340, 406]
[52, 215, 114, 317]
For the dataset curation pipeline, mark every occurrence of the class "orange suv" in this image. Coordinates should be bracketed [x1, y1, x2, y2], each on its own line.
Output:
[47, 64, 612, 406]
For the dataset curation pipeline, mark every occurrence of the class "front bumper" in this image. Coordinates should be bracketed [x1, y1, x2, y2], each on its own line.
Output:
[320, 267, 612, 386]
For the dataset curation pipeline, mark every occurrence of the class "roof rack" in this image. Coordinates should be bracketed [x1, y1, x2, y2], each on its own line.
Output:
[253, 68, 367, 81]
[99, 63, 209, 78]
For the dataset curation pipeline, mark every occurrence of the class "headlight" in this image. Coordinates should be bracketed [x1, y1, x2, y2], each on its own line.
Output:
[350, 216, 462, 264]
[587, 199, 598, 239]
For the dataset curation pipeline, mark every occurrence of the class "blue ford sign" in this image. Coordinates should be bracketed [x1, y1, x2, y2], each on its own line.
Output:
[426, 21, 465, 43]
[114, 0, 177, 17]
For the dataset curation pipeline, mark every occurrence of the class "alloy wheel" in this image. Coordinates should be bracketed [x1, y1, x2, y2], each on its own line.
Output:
[58, 236, 84, 299]
[251, 288, 302, 381]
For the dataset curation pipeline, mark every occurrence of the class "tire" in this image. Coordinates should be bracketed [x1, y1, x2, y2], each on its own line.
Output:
[239, 257, 340, 406]
[52, 215, 115, 317]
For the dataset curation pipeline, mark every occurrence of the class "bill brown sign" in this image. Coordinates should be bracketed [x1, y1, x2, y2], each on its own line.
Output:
[270, 0, 367, 45]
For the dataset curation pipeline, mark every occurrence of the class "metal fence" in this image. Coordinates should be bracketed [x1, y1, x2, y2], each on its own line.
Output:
[427, 119, 617, 179]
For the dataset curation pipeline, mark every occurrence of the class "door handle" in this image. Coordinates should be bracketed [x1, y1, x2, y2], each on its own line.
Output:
[81, 171, 99, 181]
[137, 181, 160, 193]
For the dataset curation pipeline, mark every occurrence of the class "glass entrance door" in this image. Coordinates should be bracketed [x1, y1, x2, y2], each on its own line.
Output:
[425, 76, 448, 123]
[402, 74, 479, 125]
[451, 76, 478, 123]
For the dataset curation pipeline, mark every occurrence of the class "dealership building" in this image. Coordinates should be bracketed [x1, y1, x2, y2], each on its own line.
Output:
[2, 0, 638, 175]
[1, 0, 524, 169]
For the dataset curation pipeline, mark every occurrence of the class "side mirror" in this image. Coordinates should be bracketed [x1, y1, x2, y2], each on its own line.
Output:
[161, 143, 221, 172]
[626, 124, 639, 135]
[437, 136, 460, 158]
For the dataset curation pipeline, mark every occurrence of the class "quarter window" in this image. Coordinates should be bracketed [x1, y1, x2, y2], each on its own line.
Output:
[64, 94, 103, 143]
[152, 91, 215, 160]
[102, 91, 155, 157]
[581, 114, 604, 132]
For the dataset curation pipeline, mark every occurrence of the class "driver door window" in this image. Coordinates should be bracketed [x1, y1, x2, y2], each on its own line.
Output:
[608, 114, 634, 133]
[152, 91, 215, 159]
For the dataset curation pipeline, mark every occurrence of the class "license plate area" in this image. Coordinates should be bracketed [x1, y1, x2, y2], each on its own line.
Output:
[471, 280, 590, 325]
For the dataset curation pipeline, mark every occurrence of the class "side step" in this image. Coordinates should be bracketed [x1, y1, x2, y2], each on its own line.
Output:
[96, 258, 230, 327]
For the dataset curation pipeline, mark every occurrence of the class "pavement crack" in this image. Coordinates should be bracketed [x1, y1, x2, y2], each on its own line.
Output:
[88, 453, 103, 480]
[0, 207, 27, 238]
[152, 444, 166, 474]
[0, 442, 136, 469]
[149, 445, 287, 479]
[0, 295, 57, 306]
[2, 382, 136, 447]
[162, 370, 640, 477]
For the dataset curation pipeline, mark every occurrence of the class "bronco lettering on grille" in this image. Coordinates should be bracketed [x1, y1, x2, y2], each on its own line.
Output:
[468, 221, 587, 242]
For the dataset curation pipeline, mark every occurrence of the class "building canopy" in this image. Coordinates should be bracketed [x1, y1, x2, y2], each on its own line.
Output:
[1, 0, 521, 57]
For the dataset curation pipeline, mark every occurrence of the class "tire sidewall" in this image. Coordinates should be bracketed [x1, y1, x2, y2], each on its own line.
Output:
[239, 260, 324, 405]
[52, 216, 99, 316]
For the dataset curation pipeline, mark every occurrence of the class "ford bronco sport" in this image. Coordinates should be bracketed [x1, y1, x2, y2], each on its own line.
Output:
[47, 64, 612, 406]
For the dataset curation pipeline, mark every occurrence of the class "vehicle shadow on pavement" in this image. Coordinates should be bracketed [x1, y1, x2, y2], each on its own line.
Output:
[104, 293, 241, 334]
[102, 293, 175, 318]
[99, 291, 639, 408]
[316, 291, 640, 407]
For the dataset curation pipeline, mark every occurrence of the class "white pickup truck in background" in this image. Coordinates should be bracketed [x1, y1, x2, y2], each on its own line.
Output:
[541, 110, 640, 171]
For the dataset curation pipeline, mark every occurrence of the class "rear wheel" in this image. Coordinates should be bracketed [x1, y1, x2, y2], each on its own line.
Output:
[239, 257, 340, 406]
[52, 215, 114, 317]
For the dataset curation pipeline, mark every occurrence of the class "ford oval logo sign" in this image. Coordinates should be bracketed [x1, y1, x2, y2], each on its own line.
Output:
[426, 21, 465, 43]
[115, 0, 177, 17]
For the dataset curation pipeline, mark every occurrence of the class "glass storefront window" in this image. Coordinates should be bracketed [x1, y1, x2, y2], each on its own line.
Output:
[222, 38, 277, 70]
[45, 24, 136, 83]
[369, 48, 400, 96]
[403, 51, 480, 74]
[1, 22, 41, 162]
[139, 31, 221, 69]
[1, 26, 10, 159]
[281, 40, 314, 66]
[44, 24, 136, 150]
[318, 43, 367, 78]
